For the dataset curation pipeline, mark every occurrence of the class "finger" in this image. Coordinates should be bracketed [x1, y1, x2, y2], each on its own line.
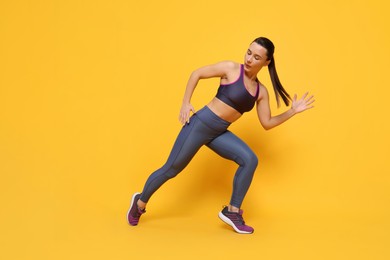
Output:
[306, 95, 314, 102]
[178, 113, 182, 122]
[293, 94, 297, 102]
[187, 108, 195, 124]
[185, 111, 190, 123]
[301, 92, 309, 100]
[180, 113, 186, 125]
[306, 99, 315, 106]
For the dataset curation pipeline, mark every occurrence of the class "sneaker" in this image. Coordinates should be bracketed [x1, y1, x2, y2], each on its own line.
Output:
[218, 206, 254, 234]
[127, 192, 146, 226]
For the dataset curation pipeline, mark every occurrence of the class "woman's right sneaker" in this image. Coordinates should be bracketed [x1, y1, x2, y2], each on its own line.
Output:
[127, 192, 146, 226]
[218, 206, 254, 234]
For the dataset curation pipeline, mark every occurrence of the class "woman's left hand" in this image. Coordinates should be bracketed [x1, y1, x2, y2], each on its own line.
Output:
[291, 92, 315, 114]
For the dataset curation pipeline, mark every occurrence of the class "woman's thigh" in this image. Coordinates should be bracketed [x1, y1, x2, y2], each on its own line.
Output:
[206, 131, 256, 165]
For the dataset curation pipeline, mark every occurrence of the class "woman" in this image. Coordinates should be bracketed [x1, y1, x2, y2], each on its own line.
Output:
[127, 37, 314, 234]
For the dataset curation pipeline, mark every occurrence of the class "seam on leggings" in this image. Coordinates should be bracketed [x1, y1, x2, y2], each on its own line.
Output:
[154, 116, 198, 177]
[168, 117, 199, 170]
[140, 119, 200, 202]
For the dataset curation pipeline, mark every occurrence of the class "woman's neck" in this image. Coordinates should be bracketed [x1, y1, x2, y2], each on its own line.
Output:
[244, 70, 260, 81]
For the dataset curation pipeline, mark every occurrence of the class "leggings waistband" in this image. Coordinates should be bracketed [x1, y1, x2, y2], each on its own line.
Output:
[194, 106, 231, 132]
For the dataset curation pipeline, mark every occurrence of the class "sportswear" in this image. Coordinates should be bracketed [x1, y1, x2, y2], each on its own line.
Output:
[218, 206, 254, 234]
[127, 192, 146, 226]
[216, 64, 259, 114]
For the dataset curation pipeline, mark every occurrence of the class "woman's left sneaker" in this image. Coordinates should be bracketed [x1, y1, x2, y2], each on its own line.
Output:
[127, 192, 146, 226]
[218, 206, 254, 234]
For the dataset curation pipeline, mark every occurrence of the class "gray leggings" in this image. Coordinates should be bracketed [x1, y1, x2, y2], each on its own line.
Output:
[139, 106, 258, 208]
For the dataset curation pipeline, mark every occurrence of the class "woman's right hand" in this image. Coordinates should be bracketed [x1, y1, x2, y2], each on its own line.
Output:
[179, 103, 196, 125]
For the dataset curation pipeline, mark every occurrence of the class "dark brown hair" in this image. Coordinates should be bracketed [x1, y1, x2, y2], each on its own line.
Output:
[253, 37, 291, 106]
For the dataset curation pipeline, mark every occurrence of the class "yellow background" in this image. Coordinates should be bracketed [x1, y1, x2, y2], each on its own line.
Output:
[1, 0, 389, 259]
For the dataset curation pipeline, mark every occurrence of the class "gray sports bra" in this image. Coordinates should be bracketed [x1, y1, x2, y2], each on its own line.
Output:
[215, 64, 259, 114]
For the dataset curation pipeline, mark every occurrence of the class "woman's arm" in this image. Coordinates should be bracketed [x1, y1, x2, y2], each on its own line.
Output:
[179, 61, 237, 124]
[256, 86, 314, 130]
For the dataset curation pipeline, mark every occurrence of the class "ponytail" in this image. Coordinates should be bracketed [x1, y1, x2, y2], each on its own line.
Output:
[253, 37, 291, 107]
[268, 57, 291, 107]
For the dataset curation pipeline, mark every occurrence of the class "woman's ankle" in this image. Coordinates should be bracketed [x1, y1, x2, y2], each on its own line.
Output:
[228, 205, 240, 213]
[137, 199, 146, 210]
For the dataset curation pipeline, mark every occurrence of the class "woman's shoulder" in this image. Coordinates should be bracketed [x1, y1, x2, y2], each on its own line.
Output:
[216, 60, 241, 70]
[257, 83, 269, 101]
[216, 61, 241, 81]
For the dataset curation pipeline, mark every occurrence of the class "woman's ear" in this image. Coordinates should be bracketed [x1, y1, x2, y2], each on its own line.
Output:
[265, 59, 271, 66]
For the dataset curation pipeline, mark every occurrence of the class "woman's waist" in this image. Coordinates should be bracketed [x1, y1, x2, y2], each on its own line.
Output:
[206, 97, 242, 123]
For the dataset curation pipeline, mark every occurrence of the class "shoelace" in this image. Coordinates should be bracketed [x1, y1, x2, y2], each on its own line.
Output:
[132, 207, 145, 218]
[227, 212, 245, 225]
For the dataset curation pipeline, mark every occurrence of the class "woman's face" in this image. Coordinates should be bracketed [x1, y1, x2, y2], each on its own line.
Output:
[244, 42, 271, 72]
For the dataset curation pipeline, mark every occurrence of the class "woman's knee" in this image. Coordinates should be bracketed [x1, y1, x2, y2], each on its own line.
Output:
[248, 152, 258, 169]
[237, 151, 258, 170]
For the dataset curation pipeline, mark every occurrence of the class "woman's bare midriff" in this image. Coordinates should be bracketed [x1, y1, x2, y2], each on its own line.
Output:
[206, 97, 242, 123]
